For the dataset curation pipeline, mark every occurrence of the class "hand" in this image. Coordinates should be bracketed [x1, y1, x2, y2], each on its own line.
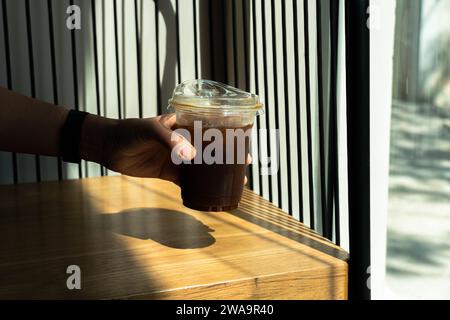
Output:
[80, 113, 251, 186]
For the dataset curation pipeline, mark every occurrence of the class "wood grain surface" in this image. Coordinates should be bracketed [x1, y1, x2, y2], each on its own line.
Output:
[0, 176, 348, 299]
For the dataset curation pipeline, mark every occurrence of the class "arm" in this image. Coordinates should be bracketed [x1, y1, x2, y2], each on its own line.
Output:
[0, 86, 119, 162]
[0, 86, 69, 156]
[0, 87, 249, 185]
[0, 87, 195, 184]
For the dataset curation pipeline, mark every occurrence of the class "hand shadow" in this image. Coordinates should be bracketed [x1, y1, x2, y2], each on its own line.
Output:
[100, 208, 216, 249]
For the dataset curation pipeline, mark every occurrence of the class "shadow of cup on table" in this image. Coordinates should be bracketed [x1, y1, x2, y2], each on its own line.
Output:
[100, 208, 216, 249]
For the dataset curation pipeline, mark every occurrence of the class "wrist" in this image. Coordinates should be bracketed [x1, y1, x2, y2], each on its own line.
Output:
[80, 114, 119, 165]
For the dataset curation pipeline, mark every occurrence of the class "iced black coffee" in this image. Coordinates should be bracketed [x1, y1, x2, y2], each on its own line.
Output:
[169, 80, 263, 212]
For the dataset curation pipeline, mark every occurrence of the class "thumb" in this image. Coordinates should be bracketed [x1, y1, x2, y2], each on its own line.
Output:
[170, 131, 197, 161]
[154, 122, 196, 161]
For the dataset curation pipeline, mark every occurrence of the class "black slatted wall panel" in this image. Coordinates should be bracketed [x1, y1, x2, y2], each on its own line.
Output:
[230, 0, 343, 242]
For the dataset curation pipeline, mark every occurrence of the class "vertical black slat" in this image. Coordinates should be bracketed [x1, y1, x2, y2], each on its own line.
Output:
[236, 0, 251, 190]
[221, 0, 228, 84]
[113, 0, 122, 119]
[261, 0, 273, 203]
[25, 0, 41, 182]
[102, 0, 107, 119]
[47, 0, 63, 180]
[280, 0, 294, 216]
[192, 0, 199, 79]
[316, 0, 331, 239]
[242, 0, 250, 92]
[292, 0, 304, 222]
[155, 0, 161, 114]
[231, 0, 253, 189]
[175, 0, 181, 83]
[345, 0, 370, 300]
[140, 0, 144, 89]
[2, 0, 18, 184]
[135, 0, 143, 117]
[231, 0, 238, 87]
[69, 0, 83, 179]
[91, 0, 102, 117]
[270, 0, 282, 209]
[303, 0, 315, 228]
[121, 0, 126, 117]
[232, 0, 245, 182]
[207, 0, 215, 80]
[329, 0, 340, 245]
[0, 0, 11, 87]
[242, 0, 253, 191]
[91, 0, 104, 176]
[251, 0, 262, 195]
[204, 2, 227, 83]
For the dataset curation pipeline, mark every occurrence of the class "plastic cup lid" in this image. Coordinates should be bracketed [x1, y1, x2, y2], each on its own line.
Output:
[168, 79, 264, 115]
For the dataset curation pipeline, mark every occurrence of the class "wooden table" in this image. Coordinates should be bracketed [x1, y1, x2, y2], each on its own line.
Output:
[0, 176, 348, 299]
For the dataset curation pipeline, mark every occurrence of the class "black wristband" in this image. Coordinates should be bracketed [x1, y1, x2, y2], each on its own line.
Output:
[59, 110, 89, 164]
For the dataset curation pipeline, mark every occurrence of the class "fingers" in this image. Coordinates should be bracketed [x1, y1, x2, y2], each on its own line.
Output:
[172, 138, 196, 161]
[152, 117, 196, 161]
[243, 153, 252, 185]
[155, 114, 253, 165]
[246, 153, 252, 165]
[158, 113, 177, 129]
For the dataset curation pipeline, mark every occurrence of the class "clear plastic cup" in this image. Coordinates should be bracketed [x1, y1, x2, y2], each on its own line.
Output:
[169, 80, 264, 211]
